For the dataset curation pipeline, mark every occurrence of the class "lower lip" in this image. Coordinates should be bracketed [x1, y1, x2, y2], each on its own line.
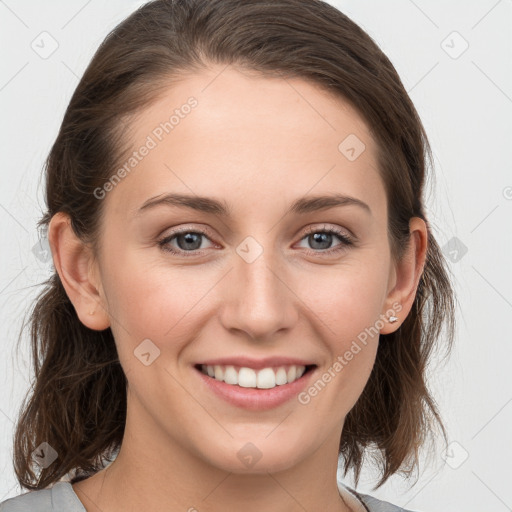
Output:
[194, 366, 316, 411]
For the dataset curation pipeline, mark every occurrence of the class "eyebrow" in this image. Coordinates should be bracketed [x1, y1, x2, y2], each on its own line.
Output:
[135, 192, 372, 217]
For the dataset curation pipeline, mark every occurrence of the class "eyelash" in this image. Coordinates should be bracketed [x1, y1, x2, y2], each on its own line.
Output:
[157, 225, 354, 258]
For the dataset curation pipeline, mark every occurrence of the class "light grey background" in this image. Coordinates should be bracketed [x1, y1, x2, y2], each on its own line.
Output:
[1, 1, 511, 511]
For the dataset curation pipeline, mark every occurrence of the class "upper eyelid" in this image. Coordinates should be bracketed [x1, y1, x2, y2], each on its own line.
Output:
[162, 223, 350, 236]
[302, 223, 352, 237]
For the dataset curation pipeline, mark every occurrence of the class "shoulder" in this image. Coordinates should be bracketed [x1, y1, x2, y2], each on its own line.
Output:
[0, 481, 86, 512]
[339, 481, 417, 512]
[356, 490, 417, 512]
[0, 486, 53, 512]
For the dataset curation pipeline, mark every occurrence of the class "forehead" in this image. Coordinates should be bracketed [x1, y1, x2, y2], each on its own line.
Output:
[105, 64, 385, 220]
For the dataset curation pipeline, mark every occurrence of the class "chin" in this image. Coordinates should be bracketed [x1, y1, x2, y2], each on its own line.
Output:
[198, 436, 308, 475]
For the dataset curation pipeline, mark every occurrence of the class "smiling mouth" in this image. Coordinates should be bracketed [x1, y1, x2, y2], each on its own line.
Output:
[194, 363, 317, 389]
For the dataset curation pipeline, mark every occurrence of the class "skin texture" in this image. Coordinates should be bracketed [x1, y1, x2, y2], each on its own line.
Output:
[49, 64, 427, 512]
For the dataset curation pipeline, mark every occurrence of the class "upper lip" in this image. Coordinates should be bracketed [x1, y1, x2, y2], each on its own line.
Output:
[195, 357, 317, 370]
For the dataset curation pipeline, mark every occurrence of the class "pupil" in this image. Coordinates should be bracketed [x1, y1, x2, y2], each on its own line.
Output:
[179, 233, 201, 250]
[311, 233, 331, 250]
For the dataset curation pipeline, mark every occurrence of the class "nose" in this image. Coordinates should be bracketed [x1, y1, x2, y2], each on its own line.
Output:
[219, 246, 299, 342]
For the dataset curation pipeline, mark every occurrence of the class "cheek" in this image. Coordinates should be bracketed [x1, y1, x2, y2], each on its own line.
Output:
[99, 249, 197, 361]
[295, 259, 388, 407]
[101, 266, 206, 418]
[302, 256, 389, 341]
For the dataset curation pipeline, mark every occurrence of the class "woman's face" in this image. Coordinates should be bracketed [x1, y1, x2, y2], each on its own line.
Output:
[83, 65, 406, 474]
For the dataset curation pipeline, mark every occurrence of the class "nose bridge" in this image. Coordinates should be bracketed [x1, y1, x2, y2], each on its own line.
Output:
[221, 234, 297, 339]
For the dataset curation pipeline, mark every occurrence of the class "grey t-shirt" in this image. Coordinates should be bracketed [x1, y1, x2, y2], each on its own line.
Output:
[0, 480, 416, 512]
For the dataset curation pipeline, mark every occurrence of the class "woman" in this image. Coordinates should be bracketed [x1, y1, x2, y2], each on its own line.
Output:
[0, 0, 455, 511]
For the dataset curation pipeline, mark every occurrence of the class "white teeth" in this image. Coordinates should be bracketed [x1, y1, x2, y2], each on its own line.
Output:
[238, 367, 257, 388]
[256, 368, 275, 389]
[223, 365, 238, 385]
[275, 367, 288, 385]
[200, 364, 308, 388]
[214, 365, 223, 381]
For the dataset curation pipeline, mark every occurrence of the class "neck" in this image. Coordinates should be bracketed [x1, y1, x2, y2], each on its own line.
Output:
[72, 395, 353, 512]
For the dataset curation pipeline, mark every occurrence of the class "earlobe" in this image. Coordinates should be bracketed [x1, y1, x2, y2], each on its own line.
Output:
[48, 212, 110, 331]
[380, 217, 428, 335]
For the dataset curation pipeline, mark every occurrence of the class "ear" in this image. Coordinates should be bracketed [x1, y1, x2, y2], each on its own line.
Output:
[47, 212, 110, 331]
[380, 217, 428, 334]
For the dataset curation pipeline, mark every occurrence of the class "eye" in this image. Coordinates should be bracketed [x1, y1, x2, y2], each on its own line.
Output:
[158, 228, 214, 257]
[157, 224, 354, 258]
[296, 224, 354, 255]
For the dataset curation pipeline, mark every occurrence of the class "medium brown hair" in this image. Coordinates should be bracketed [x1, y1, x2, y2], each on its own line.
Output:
[13, 0, 456, 491]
